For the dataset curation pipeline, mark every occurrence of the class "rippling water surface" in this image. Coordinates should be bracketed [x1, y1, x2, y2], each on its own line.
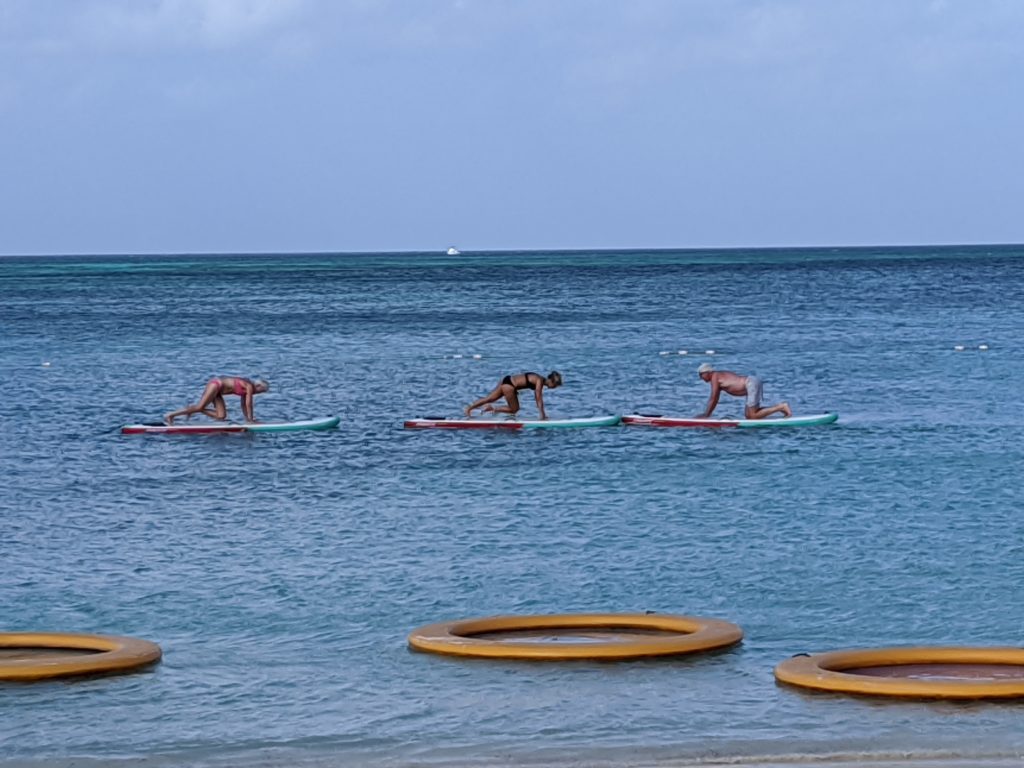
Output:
[2, 246, 1023, 767]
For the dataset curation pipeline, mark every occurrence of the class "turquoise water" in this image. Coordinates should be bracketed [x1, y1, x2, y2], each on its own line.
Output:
[2, 246, 1023, 767]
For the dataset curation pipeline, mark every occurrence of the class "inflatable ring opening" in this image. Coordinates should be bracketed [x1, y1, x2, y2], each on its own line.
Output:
[775, 646, 1024, 699]
[0, 632, 162, 681]
[408, 612, 743, 660]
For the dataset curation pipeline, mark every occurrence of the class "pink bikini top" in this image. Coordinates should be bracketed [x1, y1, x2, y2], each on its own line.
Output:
[215, 377, 247, 396]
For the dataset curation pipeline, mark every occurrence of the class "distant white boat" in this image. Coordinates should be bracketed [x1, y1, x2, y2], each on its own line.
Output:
[446, 247, 461, 256]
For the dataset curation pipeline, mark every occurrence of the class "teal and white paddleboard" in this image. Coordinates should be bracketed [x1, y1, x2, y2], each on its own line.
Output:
[122, 416, 341, 434]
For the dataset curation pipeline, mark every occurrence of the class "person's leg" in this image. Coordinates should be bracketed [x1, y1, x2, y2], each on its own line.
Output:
[745, 402, 792, 419]
[486, 386, 520, 415]
[164, 406, 191, 425]
[466, 384, 505, 415]
[742, 375, 783, 420]
[198, 395, 227, 421]
[165, 380, 220, 424]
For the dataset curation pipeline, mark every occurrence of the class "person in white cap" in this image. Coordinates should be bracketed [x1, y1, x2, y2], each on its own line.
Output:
[696, 363, 791, 420]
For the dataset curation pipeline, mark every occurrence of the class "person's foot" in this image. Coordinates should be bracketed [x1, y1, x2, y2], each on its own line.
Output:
[781, 402, 792, 418]
[164, 413, 175, 425]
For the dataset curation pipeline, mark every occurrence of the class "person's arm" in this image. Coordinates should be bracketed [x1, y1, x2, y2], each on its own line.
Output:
[534, 383, 547, 420]
[242, 386, 257, 423]
[699, 379, 721, 418]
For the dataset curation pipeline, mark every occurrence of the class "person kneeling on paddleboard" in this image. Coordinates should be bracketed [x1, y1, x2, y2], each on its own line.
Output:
[697, 363, 791, 420]
[465, 371, 562, 420]
[165, 376, 270, 425]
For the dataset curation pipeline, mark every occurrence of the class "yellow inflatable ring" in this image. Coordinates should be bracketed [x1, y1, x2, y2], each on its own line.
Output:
[408, 612, 743, 660]
[775, 646, 1024, 699]
[0, 632, 162, 681]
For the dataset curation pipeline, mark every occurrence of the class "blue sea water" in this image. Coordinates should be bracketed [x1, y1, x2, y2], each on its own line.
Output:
[2, 245, 1024, 768]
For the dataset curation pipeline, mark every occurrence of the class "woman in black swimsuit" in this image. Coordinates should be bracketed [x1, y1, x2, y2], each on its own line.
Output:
[465, 371, 562, 420]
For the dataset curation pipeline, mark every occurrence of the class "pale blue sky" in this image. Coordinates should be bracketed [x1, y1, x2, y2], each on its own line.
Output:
[2, 0, 1023, 254]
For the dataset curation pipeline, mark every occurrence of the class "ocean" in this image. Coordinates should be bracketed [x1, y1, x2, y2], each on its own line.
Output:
[2, 245, 1023, 768]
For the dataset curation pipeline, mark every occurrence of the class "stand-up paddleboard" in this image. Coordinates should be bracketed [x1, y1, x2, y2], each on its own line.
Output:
[405, 415, 621, 430]
[122, 415, 341, 434]
[622, 412, 838, 429]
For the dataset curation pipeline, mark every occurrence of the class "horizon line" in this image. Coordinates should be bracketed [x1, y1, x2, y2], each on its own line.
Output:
[2, 240, 1023, 259]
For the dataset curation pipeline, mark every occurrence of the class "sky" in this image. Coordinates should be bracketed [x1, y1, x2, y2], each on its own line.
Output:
[2, 0, 1024, 255]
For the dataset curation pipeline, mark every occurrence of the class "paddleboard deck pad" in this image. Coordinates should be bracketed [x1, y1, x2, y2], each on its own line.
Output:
[622, 413, 838, 428]
[405, 415, 621, 429]
[122, 416, 341, 434]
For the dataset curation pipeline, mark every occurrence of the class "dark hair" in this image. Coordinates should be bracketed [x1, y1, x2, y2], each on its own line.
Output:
[547, 371, 562, 386]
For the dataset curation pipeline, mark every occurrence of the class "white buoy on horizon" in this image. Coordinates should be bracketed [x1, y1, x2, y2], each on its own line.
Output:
[472, 354, 482, 359]
[677, 350, 688, 355]
[954, 345, 965, 351]
[979, 344, 989, 351]
[705, 350, 716, 355]
[42, 361, 51, 367]
[659, 351, 671, 356]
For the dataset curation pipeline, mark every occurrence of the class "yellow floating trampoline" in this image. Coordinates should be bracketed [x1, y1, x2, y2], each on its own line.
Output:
[408, 612, 743, 660]
[775, 646, 1024, 699]
[0, 632, 162, 681]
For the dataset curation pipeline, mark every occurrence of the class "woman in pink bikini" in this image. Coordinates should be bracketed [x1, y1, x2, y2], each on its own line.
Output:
[165, 376, 270, 425]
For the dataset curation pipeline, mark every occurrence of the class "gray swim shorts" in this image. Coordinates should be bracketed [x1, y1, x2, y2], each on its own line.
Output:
[745, 376, 763, 408]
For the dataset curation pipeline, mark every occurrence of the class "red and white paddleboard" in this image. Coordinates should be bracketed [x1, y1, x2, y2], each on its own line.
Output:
[404, 415, 621, 430]
[621, 413, 838, 429]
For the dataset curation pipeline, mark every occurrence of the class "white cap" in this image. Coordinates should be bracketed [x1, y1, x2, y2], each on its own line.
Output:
[698, 363, 714, 374]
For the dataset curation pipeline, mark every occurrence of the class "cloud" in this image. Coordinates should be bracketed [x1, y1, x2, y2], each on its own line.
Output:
[78, 0, 310, 50]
